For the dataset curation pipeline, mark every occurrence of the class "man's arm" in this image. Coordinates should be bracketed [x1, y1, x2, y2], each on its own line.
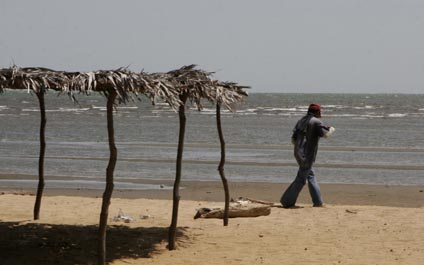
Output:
[314, 119, 335, 138]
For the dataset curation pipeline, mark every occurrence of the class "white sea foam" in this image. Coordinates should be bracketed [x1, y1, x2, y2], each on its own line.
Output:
[322, 105, 347, 109]
[265, 107, 298, 111]
[387, 113, 407, 118]
[297, 105, 309, 109]
[116, 106, 138, 110]
[233, 112, 256, 116]
[199, 108, 215, 112]
[361, 114, 385, 118]
[22, 108, 39, 112]
[325, 114, 357, 117]
[91, 105, 105, 109]
[46, 108, 90, 112]
[246, 108, 257, 112]
[353, 105, 375, 110]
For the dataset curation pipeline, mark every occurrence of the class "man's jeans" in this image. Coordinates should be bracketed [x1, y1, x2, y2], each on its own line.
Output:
[280, 166, 323, 207]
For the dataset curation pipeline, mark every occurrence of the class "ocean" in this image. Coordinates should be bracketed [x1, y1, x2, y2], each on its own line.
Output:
[0, 91, 423, 190]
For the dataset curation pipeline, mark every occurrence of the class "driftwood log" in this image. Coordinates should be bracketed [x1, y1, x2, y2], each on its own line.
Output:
[194, 200, 271, 219]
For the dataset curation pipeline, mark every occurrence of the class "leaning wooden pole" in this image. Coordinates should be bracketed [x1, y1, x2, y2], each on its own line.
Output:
[168, 95, 188, 250]
[216, 103, 230, 226]
[98, 91, 118, 265]
[34, 90, 46, 220]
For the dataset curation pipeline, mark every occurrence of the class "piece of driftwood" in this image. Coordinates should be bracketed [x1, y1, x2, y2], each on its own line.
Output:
[236, 197, 281, 207]
[194, 201, 271, 219]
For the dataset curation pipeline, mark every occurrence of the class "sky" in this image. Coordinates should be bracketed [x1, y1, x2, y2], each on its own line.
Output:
[1, 0, 423, 94]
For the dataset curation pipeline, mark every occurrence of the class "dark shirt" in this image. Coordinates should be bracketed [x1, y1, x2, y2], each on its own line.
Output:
[292, 114, 330, 167]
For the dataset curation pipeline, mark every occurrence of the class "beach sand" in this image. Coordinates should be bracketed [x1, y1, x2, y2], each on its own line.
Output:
[0, 181, 423, 264]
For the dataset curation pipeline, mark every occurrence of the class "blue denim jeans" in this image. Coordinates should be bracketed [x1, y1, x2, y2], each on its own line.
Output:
[280, 166, 323, 207]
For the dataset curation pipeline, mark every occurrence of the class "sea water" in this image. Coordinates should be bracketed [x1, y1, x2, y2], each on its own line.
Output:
[0, 91, 423, 189]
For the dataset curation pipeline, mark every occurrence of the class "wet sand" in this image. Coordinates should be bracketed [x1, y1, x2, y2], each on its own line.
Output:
[2, 178, 423, 208]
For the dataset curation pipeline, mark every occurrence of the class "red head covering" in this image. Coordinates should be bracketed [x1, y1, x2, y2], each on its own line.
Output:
[308, 103, 321, 113]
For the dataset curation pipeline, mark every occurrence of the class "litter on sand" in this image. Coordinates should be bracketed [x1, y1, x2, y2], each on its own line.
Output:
[112, 209, 134, 223]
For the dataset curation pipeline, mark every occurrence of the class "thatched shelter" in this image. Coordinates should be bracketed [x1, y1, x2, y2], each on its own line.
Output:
[0, 65, 248, 264]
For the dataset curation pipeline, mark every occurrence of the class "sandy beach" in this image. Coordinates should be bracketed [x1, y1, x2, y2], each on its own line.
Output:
[1, 181, 423, 265]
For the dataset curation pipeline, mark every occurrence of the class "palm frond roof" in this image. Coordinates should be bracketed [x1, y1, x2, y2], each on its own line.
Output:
[0, 65, 249, 110]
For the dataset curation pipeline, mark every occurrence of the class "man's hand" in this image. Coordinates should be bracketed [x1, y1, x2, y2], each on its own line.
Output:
[323, 126, 335, 138]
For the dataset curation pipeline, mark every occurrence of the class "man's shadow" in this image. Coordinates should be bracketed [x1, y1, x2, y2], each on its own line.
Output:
[0, 221, 187, 265]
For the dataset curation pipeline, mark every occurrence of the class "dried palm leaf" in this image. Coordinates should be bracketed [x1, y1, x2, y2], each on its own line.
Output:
[0, 65, 249, 110]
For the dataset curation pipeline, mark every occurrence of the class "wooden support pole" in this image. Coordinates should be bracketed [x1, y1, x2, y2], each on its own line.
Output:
[34, 90, 46, 220]
[168, 95, 188, 250]
[216, 103, 230, 226]
[98, 91, 117, 265]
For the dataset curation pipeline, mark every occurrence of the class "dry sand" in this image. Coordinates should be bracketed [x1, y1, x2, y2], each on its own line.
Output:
[0, 182, 423, 265]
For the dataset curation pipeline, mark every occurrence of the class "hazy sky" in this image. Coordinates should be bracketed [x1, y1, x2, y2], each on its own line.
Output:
[1, 0, 423, 93]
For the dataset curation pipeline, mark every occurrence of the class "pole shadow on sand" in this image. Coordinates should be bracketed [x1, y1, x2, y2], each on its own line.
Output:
[0, 221, 187, 265]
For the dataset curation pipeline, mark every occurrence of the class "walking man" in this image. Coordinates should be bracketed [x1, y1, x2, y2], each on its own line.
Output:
[281, 103, 335, 208]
